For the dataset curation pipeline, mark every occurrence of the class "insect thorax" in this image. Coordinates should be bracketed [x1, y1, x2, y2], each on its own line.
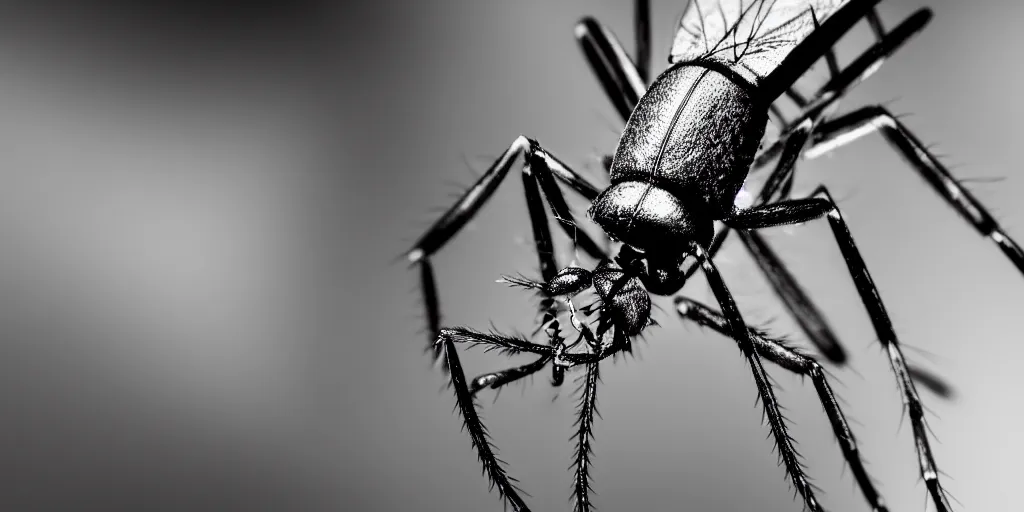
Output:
[590, 62, 767, 255]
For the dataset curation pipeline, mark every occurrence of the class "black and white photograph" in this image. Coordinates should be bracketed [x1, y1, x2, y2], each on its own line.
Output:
[1, 1, 1021, 511]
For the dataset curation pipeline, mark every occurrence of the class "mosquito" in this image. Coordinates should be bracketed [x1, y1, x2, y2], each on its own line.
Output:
[407, 1, 1019, 510]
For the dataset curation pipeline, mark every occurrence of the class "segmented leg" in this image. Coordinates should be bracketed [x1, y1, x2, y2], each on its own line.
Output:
[574, 17, 648, 122]
[677, 298, 888, 512]
[436, 329, 538, 512]
[691, 245, 823, 512]
[579, 1, 861, 366]
[740, 119, 848, 362]
[722, 104, 1024, 381]
[426, 5, 956, 512]
[725, 187, 953, 512]
[420, 258, 443, 359]
[572, 362, 600, 512]
[752, 8, 933, 171]
[409, 136, 602, 369]
[679, 9, 936, 361]
[807, 106, 1024, 273]
[737, 229, 846, 361]
[634, 0, 650, 83]
[407, 136, 601, 265]
[469, 355, 552, 396]
[760, 0, 887, 101]
[437, 325, 616, 512]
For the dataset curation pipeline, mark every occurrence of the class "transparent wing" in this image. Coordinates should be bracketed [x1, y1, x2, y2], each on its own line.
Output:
[669, 0, 848, 82]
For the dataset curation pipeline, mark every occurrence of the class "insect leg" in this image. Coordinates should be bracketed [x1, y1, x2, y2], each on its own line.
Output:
[634, 0, 650, 84]
[581, 0, 660, 172]
[572, 361, 600, 512]
[678, 7, 934, 357]
[739, 121, 852, 364]
[736, 230, 847, 359]
[575, 16, 647, 122]
[761, 0, 886, 102]
[806, 105, 1024, 275]
[437, 329, 553, 512]
[579, 0, 653, 169]
[692, 119, 849, 364]
[725, 188, 954, 512]
[419, 258, 443, 359]
[690, 245, 823, 512]
[755, 9, 933, 169]
[516, 143, 606, 386]
[725, 197, 833, 230]
[468, 354, 552, 396]
[407, 136, 600, 265]
[461, 331, 612, 511]
[408, 137, 602, 360]
[676, 298, 889, 512]
[768, 103, 789, 130]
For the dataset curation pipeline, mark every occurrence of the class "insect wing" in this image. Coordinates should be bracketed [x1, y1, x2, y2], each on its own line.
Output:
[669, 0, 847, 83]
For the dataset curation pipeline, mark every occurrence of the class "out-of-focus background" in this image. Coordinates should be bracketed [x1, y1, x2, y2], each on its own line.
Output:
[0, 0, 1020, 510]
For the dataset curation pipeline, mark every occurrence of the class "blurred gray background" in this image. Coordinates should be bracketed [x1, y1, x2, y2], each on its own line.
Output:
[0, 0, 1020, 510]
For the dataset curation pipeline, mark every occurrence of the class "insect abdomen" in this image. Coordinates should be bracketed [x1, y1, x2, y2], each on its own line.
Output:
[608, 64, 767, 218]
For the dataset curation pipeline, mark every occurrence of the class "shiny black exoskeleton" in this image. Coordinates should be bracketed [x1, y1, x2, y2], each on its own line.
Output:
[587, 62, 767, 328]
[411, 2, 981, 510]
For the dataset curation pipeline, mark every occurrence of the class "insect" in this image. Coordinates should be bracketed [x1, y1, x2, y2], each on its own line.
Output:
[407, 1, 1022, 510]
